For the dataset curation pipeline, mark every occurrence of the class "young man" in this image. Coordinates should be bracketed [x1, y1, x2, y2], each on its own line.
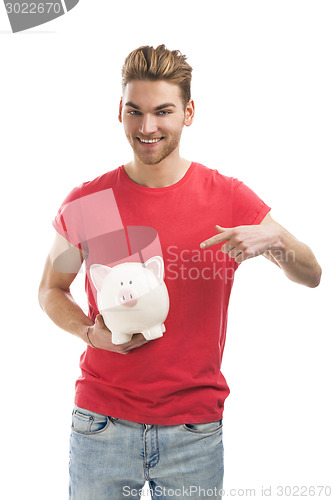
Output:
[38, 45, 321, 500]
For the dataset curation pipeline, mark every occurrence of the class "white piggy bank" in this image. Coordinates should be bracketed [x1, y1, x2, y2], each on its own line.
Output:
[90, 256, 170, 345]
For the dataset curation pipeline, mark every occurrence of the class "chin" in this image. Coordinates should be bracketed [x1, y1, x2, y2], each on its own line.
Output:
[133, 149, 168, 166]
[136, 157, 164, 166]
[133, 143, 178, 167]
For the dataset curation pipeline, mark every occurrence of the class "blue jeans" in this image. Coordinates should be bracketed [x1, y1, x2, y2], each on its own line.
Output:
[69, 405, 224, 499]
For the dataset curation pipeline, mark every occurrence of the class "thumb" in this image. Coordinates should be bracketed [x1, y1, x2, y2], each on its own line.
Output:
[95, 313, 110, 332]
[95, 313, 104, 324]
[215, 225, 228, 233]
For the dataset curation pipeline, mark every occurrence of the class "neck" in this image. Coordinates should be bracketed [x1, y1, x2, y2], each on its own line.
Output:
[124, 150, 192, 188]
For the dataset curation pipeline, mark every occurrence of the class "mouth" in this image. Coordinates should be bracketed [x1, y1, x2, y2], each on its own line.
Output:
[137, 137, 164, 147]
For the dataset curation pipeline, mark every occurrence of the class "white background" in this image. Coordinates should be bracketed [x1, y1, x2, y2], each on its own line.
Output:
[0, 1, 332, 498]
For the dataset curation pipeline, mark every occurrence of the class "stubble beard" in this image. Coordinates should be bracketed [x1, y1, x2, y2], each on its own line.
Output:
[131, 134, 181, 166]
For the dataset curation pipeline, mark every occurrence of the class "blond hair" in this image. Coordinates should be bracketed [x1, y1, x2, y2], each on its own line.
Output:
[121, 44, 192, 110]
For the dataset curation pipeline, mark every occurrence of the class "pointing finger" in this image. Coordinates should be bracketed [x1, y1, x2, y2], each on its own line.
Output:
[200, 226, 232, 249]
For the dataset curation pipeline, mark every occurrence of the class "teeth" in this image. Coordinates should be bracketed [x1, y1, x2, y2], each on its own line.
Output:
[139, 138, 161, 143]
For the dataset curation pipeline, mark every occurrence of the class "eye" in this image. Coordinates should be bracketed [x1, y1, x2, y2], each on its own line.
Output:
[128, 110, 141, 115]
[120, 282, 123, 286]
[129, 281, 132, 284]
[157, 110, 170, 116]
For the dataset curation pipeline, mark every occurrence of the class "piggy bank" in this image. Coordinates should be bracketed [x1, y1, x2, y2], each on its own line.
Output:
[90, 256, 170, 345]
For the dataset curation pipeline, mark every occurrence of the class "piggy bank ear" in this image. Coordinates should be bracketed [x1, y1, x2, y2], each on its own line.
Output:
[89, 264, 112, 292]
[144, 256, 164, 283]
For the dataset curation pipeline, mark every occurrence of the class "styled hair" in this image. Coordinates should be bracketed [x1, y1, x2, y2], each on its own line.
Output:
[121, 44, 193, 110]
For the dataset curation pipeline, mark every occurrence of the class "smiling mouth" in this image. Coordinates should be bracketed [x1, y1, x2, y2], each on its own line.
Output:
[137, 137, 164, 144]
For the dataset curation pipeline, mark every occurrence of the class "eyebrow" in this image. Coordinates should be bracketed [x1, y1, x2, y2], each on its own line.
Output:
[125, 101, 176, 111]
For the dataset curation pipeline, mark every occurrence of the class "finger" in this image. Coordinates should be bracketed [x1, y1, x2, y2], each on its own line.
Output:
[234, 251, 247, 264]
[96, 314, 113, 334]
[131, 340, 150, 350]
[228, 248, 242, 259]
[128, 333, 146, 345]
[117, 333, 146, 350]
[224, 246, 237, 256]
[119, 334, 149, 354]
[235, 251, 256, 264]
[200, 227, 232, 249]
[120, 332, 143, 344]
[95, 314, 105, 326]
[132, 333, 150, 346]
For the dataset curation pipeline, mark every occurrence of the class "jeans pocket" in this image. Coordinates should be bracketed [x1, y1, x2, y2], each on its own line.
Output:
[183, 419, 223, 434]
[71, 406, 113, 435]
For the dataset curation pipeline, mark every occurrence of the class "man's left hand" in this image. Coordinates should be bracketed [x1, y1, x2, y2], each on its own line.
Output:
[200, 223, 278, 263]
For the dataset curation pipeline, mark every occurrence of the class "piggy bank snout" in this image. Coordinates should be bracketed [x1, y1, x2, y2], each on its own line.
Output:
[117, 286, 138, 307]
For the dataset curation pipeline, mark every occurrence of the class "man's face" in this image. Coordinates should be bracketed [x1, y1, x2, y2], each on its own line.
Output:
[119, 80, 194, 166]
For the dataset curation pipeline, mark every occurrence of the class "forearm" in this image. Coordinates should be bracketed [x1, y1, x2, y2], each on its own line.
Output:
[39, 287, 94, 341]
[268, 224, 322, 288]
[39, 286, 150, 354]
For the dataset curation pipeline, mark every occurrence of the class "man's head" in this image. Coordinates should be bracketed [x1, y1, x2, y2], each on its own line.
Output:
[121, 44, 192, 112]
[119, 45, 195, 166]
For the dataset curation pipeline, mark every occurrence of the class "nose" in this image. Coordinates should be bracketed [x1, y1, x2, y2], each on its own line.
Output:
[117, 287, 138, 307]
[139, 114, 158, 136]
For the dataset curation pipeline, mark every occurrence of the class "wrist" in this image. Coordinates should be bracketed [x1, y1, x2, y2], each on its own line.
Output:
[86, 326, 98, 348]
[79, 322, 94, 343]
[268, 224, 294, 264]
[268, 223, 286, 252]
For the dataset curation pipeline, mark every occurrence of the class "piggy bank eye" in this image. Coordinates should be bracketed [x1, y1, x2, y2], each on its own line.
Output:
[120, 281, 123, 286]
[129, 280, 132, 284]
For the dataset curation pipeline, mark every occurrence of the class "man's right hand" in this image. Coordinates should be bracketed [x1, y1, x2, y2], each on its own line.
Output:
[86, 314, 150, 354]
[39, 233, 149, 354]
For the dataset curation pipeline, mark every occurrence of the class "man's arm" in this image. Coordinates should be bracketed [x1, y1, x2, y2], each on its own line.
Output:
[200, 213, 322, 288]
[38, 232, 149, 353]
[260, 212, 322, 287]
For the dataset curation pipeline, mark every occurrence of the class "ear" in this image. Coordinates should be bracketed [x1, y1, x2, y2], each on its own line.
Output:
[89, 264, 112, 292]
[144, 256, 164, 283]
[118, 97, 123, 123]
[184, 98, 195, 127]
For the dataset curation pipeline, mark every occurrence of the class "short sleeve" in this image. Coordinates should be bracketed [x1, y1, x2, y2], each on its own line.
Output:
[52, 185, 84, 249]
[52, 183, 125, 253]
[232, 179, 271, 227]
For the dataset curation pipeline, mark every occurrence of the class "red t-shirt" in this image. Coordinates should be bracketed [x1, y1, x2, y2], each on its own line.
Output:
[52, 162, 271, 425]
